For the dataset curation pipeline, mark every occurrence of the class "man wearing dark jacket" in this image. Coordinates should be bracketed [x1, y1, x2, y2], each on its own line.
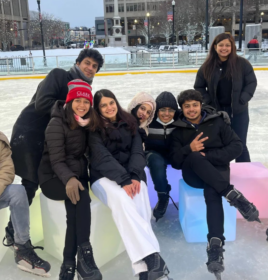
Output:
[145, 91, 179, 222]
[7, 49, 104, 245]
[170, 89, 260, 277]
[247, 36, 259, 62]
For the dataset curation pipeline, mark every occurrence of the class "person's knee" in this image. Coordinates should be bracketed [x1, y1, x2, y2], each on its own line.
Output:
[7, 184, 28, 205]
[146, 152, 166, 169]
[204, 187, 222, 204]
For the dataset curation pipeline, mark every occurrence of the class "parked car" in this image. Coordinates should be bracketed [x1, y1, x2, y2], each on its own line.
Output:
[10, 45, 24, 51]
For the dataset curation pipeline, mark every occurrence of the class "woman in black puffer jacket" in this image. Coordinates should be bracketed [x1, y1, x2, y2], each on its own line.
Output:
[88, 89, 170, 280]
[38, 80, 102, 280]
[194, 33, 257, 162]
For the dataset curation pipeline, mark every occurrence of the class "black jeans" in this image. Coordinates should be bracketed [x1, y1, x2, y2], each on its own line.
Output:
[41, 178, 91, 262]
[182, 152, 231, 245]
[222, 107, 250, 162]
[146, 151, 171, 193]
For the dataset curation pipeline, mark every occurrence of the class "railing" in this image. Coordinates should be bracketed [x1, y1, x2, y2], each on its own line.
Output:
[0, 49, 268, 76]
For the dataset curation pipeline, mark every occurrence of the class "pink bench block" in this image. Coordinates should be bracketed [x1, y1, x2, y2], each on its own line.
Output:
[230, 162, 268, 219]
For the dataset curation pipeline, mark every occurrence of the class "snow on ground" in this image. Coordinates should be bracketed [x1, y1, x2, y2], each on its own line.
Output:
[0, 47, 130, 58]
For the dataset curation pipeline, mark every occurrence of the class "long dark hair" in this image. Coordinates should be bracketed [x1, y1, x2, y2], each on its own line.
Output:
[203, 33, 238, 81]
[93, 89, 137, 135]
[65, 100, 100, 131]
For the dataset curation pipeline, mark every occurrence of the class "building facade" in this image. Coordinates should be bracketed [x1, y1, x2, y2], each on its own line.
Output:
[0, 0, 30, 49]
[103, 0, 165, 46]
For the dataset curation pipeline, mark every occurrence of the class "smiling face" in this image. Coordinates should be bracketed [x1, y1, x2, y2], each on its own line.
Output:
[76, 57, 98, 78]
[214, 39, 232, 61]
[157, 107, 176, 123]
[136, 103, 152, 124]
[182, 100, 202, 124]
[98, 96, 118, 121]
[72, 98, 91, 117]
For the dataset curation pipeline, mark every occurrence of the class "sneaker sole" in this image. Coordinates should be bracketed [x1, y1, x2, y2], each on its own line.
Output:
[77, 271, 103, 280]
[17, 264, 51, 278]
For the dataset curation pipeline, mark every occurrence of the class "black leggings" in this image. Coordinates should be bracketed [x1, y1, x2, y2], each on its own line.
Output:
[41, 177, 91, 262]
[182, 152, 232, 245]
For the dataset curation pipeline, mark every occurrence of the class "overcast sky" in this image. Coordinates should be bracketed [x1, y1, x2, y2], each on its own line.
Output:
[28, 0, 104, 28]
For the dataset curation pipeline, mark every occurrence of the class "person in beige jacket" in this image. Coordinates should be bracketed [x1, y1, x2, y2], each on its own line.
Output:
[0, 131, 50, 277]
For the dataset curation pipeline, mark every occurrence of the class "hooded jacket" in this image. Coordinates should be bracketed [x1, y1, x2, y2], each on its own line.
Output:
[10, 67, 91, 184]
[0, 132, 15, 196]
[194, 56, 257, 115]
[169, 111, 243, 170]
[127, 92, 156, 135]
[38, 101, 88, 186]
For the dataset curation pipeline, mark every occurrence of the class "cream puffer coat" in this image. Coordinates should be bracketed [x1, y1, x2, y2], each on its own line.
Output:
[0, 132, 15, 196]
[127, 92, 156, 135]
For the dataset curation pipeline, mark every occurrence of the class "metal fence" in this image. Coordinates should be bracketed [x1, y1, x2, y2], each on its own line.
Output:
[0, 49, 268, 76]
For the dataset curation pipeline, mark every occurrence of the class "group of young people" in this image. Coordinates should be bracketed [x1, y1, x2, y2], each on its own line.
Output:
[0, 33, 262, 280]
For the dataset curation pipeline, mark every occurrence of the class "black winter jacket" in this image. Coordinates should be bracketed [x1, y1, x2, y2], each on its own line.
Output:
[194, 56, 257, 115]
[38, 101, 88, 186]
[88, 122, 146, 187]
[10, 67, 88, 183]
[169, 111, 243, 170]
[145, 105, 218, 157]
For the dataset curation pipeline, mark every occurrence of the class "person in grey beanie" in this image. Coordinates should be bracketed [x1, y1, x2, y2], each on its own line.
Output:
[144, 91, 179, 222]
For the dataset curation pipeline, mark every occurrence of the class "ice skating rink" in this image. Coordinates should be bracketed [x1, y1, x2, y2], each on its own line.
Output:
[0, 71, 268, 279]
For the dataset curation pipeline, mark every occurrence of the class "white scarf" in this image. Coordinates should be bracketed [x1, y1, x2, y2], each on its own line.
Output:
[156, 117, 174, 126]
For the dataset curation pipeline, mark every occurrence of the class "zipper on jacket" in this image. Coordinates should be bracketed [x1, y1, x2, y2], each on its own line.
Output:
[214, 68, 222, 108]
[164, 126, 167, 139]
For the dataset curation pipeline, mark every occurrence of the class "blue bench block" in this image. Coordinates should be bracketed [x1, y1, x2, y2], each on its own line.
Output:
[179, 179, 237, 243]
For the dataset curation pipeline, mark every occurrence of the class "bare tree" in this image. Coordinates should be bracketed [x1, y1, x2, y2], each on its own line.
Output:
[29, 11, 65, 47]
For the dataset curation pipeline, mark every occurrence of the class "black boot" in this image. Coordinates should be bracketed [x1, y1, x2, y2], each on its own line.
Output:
[225, 188, 261, 223]
[206, 237, 225, 279]
[14, 240, 51, 277]
[59, 261, 76, 280]
[77, 242, 102, 280]
[139, 271, 148, 280]
[143, 253, 169, 280]
[2, 226, 15, 249]
[153, 193, 170, 222]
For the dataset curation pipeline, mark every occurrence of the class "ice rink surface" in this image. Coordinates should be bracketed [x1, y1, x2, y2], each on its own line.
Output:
[0, 71, 268, 280]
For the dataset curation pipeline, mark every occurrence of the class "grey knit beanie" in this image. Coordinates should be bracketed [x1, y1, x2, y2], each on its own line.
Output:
[156, 91, 178, 111]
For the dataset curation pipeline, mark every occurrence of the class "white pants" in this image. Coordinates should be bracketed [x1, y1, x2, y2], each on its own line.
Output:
[91, 178, 160, 276]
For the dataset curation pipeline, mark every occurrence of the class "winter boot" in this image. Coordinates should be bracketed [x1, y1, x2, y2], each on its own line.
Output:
[153, 193, 170, 222]
[225, 188, 261, 223]
[14, 240, 51, 277]
[206, 238, 225, 280]
[143, 253, 170, 280]
[139, 271, 148, 280]
[59, 261, 76, 280]
[77, 242, 102, 280]
[2, 226, 15, 250]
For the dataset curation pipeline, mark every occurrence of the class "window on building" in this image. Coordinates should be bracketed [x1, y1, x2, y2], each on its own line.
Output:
[119, 4, 124, 12]
[106, 4, 114, 13]
[97, 24, 105, 31]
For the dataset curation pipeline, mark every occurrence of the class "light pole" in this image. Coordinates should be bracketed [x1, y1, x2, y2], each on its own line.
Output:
[37, 0, 47, 66]
[134, 19, 138, 46]
[239, 0, 243, 50]
[172, 1, 175, 45]
[147, 12, 150, 48]
[205, 0, 208, 50]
